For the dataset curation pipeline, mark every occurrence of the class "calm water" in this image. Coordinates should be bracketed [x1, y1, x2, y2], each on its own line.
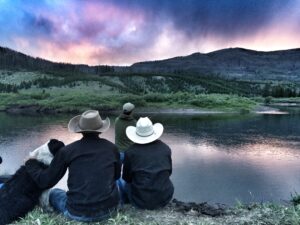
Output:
[0, 109, 299, 205]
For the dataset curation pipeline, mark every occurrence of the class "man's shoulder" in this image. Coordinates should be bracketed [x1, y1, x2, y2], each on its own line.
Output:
[126, 144, 138, 154]
[155, 140, 172, 152]
[99, 138, 118, 149]
[64, 139, 80, 148]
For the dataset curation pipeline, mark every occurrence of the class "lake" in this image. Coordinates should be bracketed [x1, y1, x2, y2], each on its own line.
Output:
[0, 108, 299, 205]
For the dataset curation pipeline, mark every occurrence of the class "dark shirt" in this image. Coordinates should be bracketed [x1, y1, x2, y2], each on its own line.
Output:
[122, 140, 174, 209]
[25, 133, 121, 217]
[114, 113, 136, 151]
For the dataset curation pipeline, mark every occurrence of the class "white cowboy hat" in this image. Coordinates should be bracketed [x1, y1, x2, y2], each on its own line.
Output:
[126, 117, 164, 144]
[68, 110, 110, 133]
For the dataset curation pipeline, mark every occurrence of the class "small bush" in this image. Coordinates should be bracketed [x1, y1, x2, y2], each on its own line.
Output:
[264, 96, 273, 105]
[291, 192, 300, 206]
[119, 95, 147, 107]
[30, 92, 50, 100]
[144, 93, 168, 103]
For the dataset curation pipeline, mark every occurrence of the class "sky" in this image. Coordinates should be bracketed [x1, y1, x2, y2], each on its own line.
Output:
[0, 0, 300, 65]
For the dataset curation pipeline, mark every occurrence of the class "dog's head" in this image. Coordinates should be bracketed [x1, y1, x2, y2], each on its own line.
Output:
[29, 139, 65, 165]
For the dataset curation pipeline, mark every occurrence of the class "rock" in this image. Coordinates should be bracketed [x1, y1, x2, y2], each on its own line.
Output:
[171, 198, 228, 217]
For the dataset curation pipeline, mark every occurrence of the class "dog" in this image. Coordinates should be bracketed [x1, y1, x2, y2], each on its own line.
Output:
[0, 139, 65, 225]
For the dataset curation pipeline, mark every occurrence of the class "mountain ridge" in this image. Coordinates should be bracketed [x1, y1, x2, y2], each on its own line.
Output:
[1, 46, 300, 81]
[131, 47, 300, 81]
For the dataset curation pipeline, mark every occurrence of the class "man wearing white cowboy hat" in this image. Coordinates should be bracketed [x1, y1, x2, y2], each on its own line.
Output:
[25, 110, 121, 222]
[121, 117, 174, 209]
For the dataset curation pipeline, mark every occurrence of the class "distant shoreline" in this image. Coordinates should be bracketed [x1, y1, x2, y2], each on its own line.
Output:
[1, 103, 284, 116]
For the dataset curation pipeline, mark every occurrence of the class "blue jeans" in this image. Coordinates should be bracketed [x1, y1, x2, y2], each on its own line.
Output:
[120, 152, 125, 163]
[0, 183, 3, 189]
[49, 188, 116, 223]
[117, 178, 132, 205]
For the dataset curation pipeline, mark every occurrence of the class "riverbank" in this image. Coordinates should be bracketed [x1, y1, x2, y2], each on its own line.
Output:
[0, 92, 259, 115]
[18, 199, 300, 225]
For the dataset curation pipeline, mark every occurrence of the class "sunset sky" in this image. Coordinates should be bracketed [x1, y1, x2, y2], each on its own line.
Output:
[0, 0, 300, 65]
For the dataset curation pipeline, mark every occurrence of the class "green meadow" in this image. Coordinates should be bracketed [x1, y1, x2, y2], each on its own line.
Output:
[0, 70, 259, 113]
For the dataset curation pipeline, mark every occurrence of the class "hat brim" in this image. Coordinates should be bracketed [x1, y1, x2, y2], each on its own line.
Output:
[126, 123, 163, 144]
[68, 115, 110, 133]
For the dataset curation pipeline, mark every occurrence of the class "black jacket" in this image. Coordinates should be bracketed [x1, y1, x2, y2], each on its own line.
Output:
[122, 140, 174, 209]
[26, 134, 121, 217]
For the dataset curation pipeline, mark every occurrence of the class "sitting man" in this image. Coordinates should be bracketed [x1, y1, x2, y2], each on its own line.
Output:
[121, 117, 174, 209]
[25, 110, 121, 223]
[114, 102, 136, 161]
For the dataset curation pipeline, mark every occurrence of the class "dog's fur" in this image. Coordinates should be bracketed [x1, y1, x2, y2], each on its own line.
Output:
[0, 139, 64, 225]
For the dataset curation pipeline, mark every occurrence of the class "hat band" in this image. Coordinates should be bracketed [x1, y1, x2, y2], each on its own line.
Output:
[79, 118, 103, 130]
[136, 129, 154, 137]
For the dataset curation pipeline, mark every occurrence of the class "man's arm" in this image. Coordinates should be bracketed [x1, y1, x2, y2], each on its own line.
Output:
[168, 153, 172, 175]
[122, 153, 132, 183]
[25, 150, 68, 189]
[113, 147, 121, 180]
[166, 145, 172, 175]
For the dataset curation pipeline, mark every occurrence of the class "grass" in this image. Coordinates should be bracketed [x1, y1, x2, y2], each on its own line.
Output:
[16, 201, 300, 225]
[3, 69, 300, 113]
[271, 97, 300, 103]
[0, 92, 257, 113]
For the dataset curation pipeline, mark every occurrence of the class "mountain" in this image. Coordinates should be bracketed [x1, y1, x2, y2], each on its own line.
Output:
[1, 46, 300, 82]
[131, 48, 300, 81]
[0, 46, 115, 74]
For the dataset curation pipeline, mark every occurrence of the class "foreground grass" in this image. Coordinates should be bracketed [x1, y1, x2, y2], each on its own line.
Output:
[16, 202, 300, 225]
[0, 92, 257, 113]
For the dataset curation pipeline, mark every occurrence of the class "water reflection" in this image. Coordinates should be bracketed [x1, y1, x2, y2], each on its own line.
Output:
[0, 111, 300, 205]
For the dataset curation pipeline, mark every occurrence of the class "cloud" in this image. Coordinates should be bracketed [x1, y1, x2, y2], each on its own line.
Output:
[22, 11, 57, 36]
[109, 0, 296, 39]
[0, 0, 299, 65]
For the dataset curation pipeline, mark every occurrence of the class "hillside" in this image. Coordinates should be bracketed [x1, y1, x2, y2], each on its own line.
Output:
[0, 46, 115, 74]
[1, 46, 300, 82]
[0, 46, 299, 100]
[131, 48, 300, 81]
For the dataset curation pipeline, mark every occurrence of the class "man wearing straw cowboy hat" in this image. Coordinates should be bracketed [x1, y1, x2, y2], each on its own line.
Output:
[121, 117, 174, 209]
[25, 110, 121, 222]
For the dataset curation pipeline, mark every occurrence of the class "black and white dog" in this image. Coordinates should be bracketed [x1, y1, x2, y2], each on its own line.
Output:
[0, 139, 64, 225]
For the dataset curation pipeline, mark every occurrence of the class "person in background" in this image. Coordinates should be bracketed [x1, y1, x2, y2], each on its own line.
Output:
[25, 110, 121, 223]
[114, 102, 136, 162]
[121, 117, 174, 209]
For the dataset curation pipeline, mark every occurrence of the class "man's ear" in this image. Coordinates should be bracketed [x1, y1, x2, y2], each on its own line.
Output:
[48, 139, 65, 156]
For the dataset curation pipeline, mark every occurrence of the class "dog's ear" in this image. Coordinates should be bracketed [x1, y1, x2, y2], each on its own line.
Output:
[48, 139, 65, 156]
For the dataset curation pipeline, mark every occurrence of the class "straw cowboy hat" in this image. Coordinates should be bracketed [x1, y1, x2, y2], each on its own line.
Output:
[68, 110, 110, 133]
[126, 117, 164, 144]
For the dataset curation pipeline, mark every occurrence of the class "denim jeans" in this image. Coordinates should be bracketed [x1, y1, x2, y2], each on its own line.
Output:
[0, 183, 3, 189]
[120, 152, 125, 163]
[116, 178, 132, 205]
[49, 188, 116, 223]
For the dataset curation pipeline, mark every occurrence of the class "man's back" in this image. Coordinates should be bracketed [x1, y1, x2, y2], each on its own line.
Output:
[115, 114, 136, 151]
[122, 140, 174, 209]
[65, 134, 120, 216]
[26, 134, 121, 217]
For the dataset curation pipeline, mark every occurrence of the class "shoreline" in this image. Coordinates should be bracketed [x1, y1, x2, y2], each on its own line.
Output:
[1, 104, 283, 116]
